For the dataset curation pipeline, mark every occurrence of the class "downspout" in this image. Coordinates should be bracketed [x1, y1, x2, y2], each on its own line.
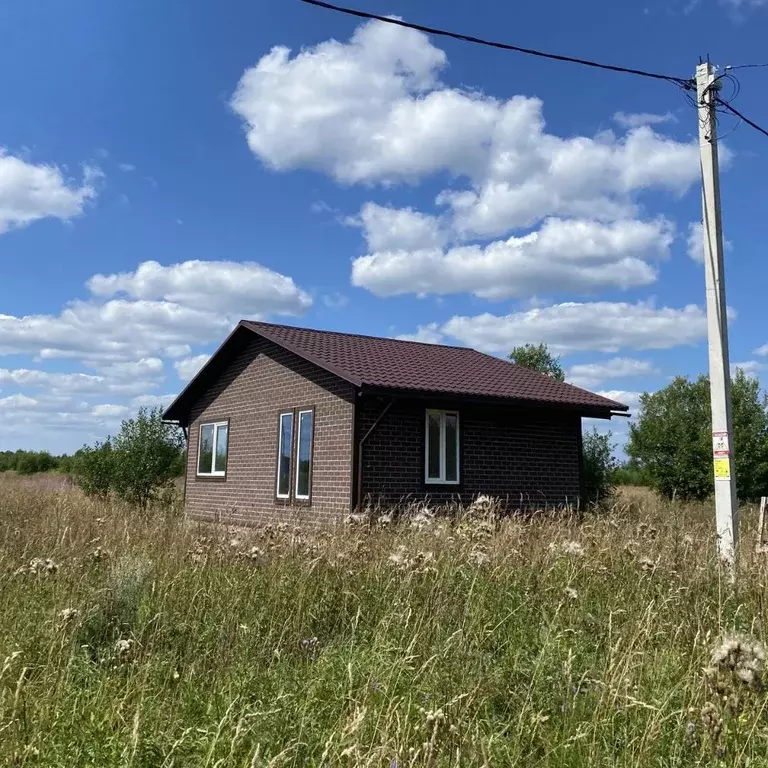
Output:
[356, 398, 394, 511]
[181, 424, 189, 508]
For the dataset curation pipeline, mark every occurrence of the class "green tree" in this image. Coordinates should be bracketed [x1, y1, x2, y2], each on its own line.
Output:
[508, 343, 565, 381]
[72, 441, 116, 499]
[110, 408, 185, 511]
[627, 370, 768, 501]
[582, 428, 617, 506]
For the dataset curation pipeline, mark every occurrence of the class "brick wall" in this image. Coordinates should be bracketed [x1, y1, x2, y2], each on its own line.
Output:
[185, 338, 355, 526]
[358, 396, 582, 509]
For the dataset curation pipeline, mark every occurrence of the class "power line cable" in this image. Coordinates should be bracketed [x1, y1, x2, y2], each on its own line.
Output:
[300, 0, 695, 90]
[715, 98, 768, 139]
[725, 63, 768, 71]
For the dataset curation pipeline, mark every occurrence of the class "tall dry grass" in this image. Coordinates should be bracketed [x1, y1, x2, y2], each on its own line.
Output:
[1, 477, 768, 766]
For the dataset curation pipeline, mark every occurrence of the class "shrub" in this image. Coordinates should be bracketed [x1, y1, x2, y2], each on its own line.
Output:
[582, 428, 616, 506]
[72, 441, 116, 499]
[613, 462, 653, 487]
[110, 408, 185, 511]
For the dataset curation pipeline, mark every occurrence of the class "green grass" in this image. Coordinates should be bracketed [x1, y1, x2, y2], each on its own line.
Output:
[2, 478, 768, 766]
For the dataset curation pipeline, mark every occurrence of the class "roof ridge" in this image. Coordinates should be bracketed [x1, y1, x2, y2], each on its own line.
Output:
[242, 319, 471, 351]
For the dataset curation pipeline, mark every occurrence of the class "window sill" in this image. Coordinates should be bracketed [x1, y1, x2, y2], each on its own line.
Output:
[195, 474, 227, 482]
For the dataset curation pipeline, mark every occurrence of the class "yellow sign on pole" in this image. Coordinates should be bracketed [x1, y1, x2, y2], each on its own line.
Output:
[714, 457, 731, 480]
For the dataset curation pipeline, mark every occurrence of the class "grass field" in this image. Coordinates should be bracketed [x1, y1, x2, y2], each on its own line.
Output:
[2, 476, 768, 766]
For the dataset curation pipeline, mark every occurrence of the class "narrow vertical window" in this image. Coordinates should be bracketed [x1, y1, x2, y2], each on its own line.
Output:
[424, 410, 460, 484]
[197, 421, 228, 477]
[426, 412, 442, 481]
[444, 413, 458, 482]
[214, 423, 228, 474]
[276, 412, 294, 498]
[295, 409, 313, 500]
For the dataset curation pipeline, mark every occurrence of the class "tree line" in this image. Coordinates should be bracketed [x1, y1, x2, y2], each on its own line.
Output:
[0, 450, 73, 475]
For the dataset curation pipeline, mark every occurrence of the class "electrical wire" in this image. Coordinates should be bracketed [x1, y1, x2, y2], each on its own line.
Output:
[715, 98, 768, 139]
[725, 63, 768, 71]
[300, 0, 695, 90]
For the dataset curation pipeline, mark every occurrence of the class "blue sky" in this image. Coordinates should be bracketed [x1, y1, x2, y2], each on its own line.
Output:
[1, 0, 767, 454]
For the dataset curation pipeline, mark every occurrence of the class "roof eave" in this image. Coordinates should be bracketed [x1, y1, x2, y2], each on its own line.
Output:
[358, 384, 628, 417]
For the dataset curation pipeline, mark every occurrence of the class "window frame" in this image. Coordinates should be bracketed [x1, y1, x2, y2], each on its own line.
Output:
[294, 408, 315, 502]
[196, 419, 229, 479]
[424, 409, 460, 485]
[275, 411, 295, 500]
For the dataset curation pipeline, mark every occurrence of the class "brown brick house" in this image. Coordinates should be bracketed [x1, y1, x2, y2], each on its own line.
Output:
[163, 321, 627, 525]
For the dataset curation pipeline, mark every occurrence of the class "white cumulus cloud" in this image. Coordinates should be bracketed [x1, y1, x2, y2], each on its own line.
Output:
[596, 390, 644, 411]
[88, 259, 311, 317]
[731, 360, 766, 377]
[441, 300, 713, 354]
[131, 393, 177, 409]
[687, 221, 704, 262]
[567, 358, 657, 389]
[175, 354, 211, 382]
[0, 367, 158, 396]
[0, 150, 98, 234]
[394, 322, 445, 344]
[91, 404, 130, 419]
[232, 20, 703, 241]
[356, 202, 446, 252]
[0, 260, 311, 365]
[352, 217, 673, 299]
[612, 111, 678, 129]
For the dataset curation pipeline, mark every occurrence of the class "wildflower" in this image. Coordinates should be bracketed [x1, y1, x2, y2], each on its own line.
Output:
[16, 557, 60, 576]
[467, 548, 490, 567]
[424, 708, 445, 724]
[412, 550, 437, 574]
[709, 635, 766, 690]
[91, 546, 107, 563]
[549, 540, 585, 558]
[701, 702, 723, 736]
[189, 548, 206, 565]
[564, 587, 579, 601]
[388, 546, 410, 569]
[468, 494, 495, 516]
[301, 636, 319, 654]
[410, 507, 434, 529]
[114, 638, 134, 658]
[58, 608, 79, 622]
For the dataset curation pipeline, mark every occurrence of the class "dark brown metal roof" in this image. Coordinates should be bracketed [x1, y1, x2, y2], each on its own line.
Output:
[162, 320, 628, 423]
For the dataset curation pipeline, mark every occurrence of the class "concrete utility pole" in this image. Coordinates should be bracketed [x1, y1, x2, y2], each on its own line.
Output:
[696, 61, 739, 579]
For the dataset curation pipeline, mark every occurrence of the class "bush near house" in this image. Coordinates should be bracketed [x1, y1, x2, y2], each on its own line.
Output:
[72, 407, 185, 511]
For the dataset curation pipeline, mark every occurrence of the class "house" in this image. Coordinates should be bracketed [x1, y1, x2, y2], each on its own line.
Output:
[162, 321, 628, 525]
